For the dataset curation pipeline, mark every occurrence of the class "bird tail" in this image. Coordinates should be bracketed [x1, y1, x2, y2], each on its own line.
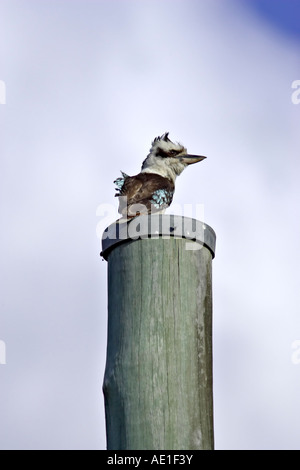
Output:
[114, 171, 129, 196]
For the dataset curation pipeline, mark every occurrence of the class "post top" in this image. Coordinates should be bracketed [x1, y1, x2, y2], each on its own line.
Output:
[100, 214, 216, 261]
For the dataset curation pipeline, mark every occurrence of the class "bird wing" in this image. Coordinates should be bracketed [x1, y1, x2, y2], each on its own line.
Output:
[116, 173, 174, 216]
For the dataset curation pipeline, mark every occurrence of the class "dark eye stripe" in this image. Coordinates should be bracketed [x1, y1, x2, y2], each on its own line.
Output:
[156, 148, 179, 158]
[156, 148, 169, 158]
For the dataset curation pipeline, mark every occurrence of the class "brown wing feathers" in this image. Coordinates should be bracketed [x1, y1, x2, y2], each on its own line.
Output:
[115, 173, 174, 217]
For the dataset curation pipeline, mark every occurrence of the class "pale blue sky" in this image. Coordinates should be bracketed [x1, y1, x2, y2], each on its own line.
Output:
[0, 0, 300, 449]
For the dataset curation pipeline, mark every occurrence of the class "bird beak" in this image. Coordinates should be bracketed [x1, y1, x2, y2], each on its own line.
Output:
[178, 154, 207, 165]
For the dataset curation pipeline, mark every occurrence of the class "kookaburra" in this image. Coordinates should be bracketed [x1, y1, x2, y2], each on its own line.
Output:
[114, 132, 206, 218]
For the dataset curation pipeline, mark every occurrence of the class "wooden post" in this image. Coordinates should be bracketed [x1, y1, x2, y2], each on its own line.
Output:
[101, 215, 216, 450]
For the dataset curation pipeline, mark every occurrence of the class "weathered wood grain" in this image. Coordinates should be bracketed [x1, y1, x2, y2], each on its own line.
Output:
[103, 235, 214, 450]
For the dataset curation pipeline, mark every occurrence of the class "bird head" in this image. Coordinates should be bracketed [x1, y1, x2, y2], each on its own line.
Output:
[141, 132, 206, 182]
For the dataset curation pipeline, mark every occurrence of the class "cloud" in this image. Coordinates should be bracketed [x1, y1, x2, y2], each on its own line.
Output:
[0, 0, 299, 450]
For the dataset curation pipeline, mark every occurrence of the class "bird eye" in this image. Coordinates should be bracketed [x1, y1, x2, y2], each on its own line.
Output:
[169, 150, 177, 156]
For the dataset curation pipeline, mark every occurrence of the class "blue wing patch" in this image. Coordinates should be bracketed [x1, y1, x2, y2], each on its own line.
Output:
[151, 188, 173, 209]
[114, 171, 129, 194]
